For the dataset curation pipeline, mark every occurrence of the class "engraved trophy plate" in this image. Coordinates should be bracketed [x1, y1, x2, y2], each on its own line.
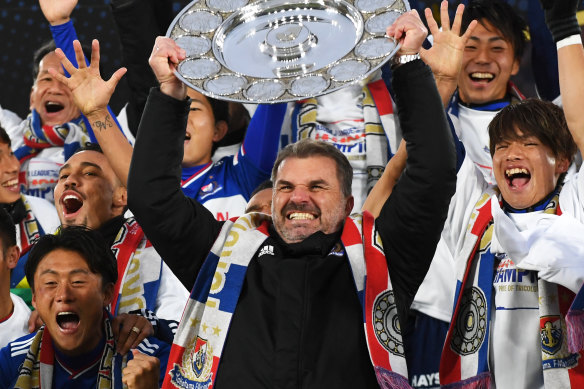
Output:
[168, 0, 410, 103]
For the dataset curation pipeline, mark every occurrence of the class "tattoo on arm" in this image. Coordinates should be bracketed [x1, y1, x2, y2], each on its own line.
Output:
[92, 114, 113, 132]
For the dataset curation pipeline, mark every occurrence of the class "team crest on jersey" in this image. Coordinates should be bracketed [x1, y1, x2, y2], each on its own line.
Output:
[199, 180, 222, 199]
[540, 316, 563, 355]
[169, 336, 214, 388]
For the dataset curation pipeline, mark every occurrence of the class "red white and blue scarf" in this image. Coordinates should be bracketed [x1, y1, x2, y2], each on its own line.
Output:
[10, 195, 46, 290]
[440, 192, 584, 388]
[13, 313, 121, 389]
[110, 218, 162, 316]
[13, 109, 91, 164]
[162, 212, 411, 389]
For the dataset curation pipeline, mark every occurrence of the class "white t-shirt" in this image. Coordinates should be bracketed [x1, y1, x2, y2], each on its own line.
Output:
[0, 293, 31, 348]
[443, 162, 584, 388]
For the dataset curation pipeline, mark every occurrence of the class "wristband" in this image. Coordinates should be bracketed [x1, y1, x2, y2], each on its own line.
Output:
[557, 34, 583, 50]
[391, 53, 421, 69]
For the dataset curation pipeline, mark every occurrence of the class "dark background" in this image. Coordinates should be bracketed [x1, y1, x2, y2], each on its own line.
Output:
[0, 0, 582, 120]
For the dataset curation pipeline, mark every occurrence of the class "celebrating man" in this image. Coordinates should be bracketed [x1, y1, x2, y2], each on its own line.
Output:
[127, 9, 456, 389]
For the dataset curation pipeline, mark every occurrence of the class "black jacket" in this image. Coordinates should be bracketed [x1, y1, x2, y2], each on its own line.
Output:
[128, 59, 456, 388]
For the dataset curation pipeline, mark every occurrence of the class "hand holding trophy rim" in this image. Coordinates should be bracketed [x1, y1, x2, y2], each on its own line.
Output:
[167, 0, 410, 103]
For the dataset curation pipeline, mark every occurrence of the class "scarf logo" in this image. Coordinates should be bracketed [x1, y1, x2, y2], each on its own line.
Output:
[451, 286, 487, 356]
[540, 316, 563, 356]
[192, 336, 212, 378]
[373, 291, 404, 356]
[170, 336, 214, 389]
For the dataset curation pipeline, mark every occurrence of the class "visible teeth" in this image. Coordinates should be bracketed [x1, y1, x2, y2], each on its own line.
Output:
[45, 101, 64, 113]
[471, 72, 493, 79]
[58, 311, 75, 316]
[506, 168, 529, 176]
[2, 179, 17, 187]
[289, 212, 315, 220]
[64, 194, 80, 201]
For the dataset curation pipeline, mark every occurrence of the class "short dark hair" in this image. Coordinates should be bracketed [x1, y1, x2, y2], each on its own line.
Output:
[72, 142, 103, 156]
[271, 139, 353, 198]
[25, 226, 118, 292]
[0, 208, 16, 253]
[489, 98, 577, 163]
[461, 0, 527, 61]
[250, 180, 272, 198]
[0, 125, 11, 146]
[32, 40, 96, 83]
[32, 41, 57, 82]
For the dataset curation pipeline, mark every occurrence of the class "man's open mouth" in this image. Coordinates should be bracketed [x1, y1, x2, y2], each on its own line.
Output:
[1, 179, 18, 190]
[45, 101, 64, 113]
[469, 72, 494, 84]
[62, 194, 83, 215]
[56, 311, 80, 331]
[287, 212, 316, 220]
[505, 167, 531, 188]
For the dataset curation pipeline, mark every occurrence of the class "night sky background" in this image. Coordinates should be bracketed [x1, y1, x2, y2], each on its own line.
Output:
[1, 0, 583, 120]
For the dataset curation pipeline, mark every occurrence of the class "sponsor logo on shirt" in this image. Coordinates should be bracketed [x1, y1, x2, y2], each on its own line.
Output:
[410, 372, 440, 388]
[258, 245, 274, 257]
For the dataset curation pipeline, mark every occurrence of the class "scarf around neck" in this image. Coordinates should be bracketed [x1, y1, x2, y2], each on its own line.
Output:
[10, 195, 46, 290]
[13, 313, 121, 389]
[14, 109, 91, 163]
[110, 218, 162, 316]
[440, 191, 584, 388]
[163, 212, 412, 389]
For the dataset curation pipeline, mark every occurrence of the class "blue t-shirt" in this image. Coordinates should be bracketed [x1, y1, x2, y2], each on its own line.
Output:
[0, 331, 170, 389]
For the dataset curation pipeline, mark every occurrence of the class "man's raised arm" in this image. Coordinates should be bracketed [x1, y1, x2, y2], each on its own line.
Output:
[376, 9, 457, 324]
[543, 0, 584, 151]
[127, 37, 222, 291]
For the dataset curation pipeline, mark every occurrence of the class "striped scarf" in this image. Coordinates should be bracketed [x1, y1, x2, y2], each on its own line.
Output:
[10, 195, 46, 289]
[13, 313, 120, 389]
[293, 79, 397, 193]
[110, 218, 162, 316]
[14, 109, 91, 164]
[162, 212, 411, 389]
[440, 192, 584, 388]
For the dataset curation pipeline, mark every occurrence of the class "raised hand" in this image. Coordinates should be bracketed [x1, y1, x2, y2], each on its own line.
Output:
[386, 9, 428, 56]
[539, 0, 580, 43]
[48, 39, 127, 118]
[148, 36, 187, 100]
[420, 1, 477, 83]
[39, 0, 78, 26]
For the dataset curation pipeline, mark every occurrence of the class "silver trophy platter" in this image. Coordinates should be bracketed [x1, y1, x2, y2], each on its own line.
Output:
[167, 0, 410, 103]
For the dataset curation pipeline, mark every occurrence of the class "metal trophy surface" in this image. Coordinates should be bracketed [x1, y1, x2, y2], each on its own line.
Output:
[167, 0, 410, 103]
